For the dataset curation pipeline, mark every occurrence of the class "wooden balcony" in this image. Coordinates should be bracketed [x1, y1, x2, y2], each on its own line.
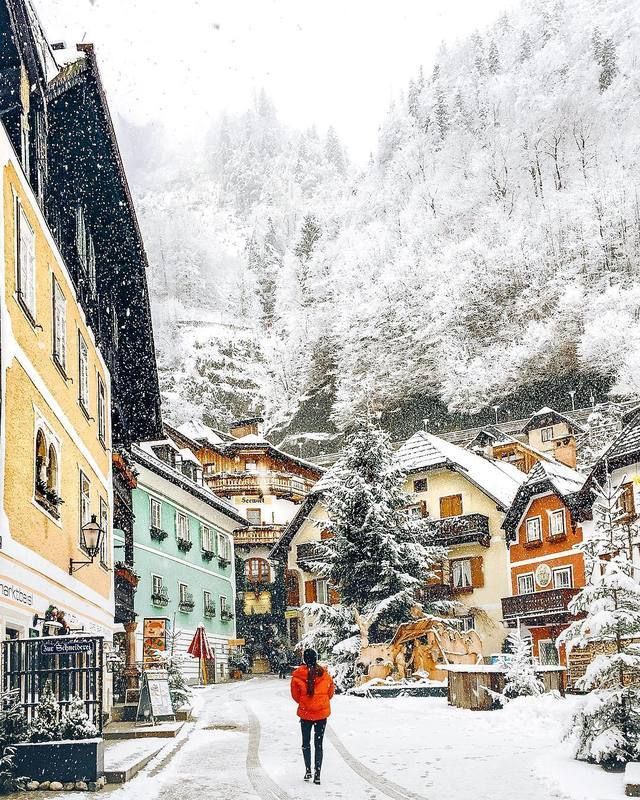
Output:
[416, 583, 454, 603]
[204, 471, 314, 501]
[422, 513, 491, 547]
[502, 587, 580, 625]
[234, 524, 285, 547]
[114, 565, 138, 624]
[296, 542, 325, 571]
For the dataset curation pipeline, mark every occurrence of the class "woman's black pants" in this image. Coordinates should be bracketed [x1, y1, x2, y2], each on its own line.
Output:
[300, 718, 327, 771]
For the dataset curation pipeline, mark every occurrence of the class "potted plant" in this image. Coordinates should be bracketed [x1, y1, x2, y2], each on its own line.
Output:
[201, 549, 215, 562]
[150, 526, 168, 542]
[177, 538, 193, 553]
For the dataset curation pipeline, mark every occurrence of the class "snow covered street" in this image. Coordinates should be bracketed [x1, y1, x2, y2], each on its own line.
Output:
[110, 677, 627, 800]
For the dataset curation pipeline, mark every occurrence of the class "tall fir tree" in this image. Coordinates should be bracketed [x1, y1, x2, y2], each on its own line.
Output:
[312, 422, 442, 642]
[559, 477, 640, 768]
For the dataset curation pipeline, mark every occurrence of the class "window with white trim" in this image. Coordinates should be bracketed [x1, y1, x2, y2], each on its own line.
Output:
[451, 559, 472, 589]
[97, 375, 107, 445]
[541, 426, 554, 442]
[78, 333, 89, 411]
[179, 582, 189, 604]
[76, 205, 96, 292]
[203, 590, 214, 615]
[517, 573, 534, 594]
[552, 566, 572, 589]
[525, 517, 542, 543]
[52, 277, 67, 372]
[99, 496, 109, 566]
[316, 579, 329, 605]
[79, 470, 91, 543]
[218, 533, 231, 561]
[549, 509, 566, 537]
[220, 595, 229, 614]
[150, 497, 161, 530]
[201, 524, 215, 552]
[152, 574, 164, 595]
[176, 512, 190, 541]
[16, 200, 36, 320]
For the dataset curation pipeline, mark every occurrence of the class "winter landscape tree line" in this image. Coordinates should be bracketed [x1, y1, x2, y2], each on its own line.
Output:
[125, 0, 640, 448]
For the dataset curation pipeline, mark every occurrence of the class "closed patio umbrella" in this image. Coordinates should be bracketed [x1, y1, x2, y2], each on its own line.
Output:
[187, 625, 215, 685]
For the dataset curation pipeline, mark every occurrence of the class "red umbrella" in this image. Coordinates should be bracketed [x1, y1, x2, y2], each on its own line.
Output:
[187, 625, 214, 684]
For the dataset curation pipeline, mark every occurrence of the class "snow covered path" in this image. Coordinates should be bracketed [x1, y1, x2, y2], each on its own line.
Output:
[109, 677, 627, 800]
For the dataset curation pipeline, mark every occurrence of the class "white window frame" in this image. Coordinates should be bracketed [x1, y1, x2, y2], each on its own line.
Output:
[150, 497, 162, 530]
[97, 374, 107, 445]
[552, 566, 573, 589]
[451, 558, 472, 589]
[201, 524, 214, 552]
[152, 574, 164, 596]
[99, 496, 109, 567]
[79, 470, 91, 545]
[16, 200, 36, 320]
[517, 572, 535, 595]
[220, 595, 229, 615]
[52, 276, 67, 372]
[525, 516, 542, 543]
[549, 509, 566, 537]
[78, 332, 89, 412]
[178, 582, 189, 604]
[540, 426, 554, 443]
[218, 533, 231, 561]
[203, 589, 213, 612]
[316, 578, 329, 605]
[176, 511, 190, 542]
[246, 508, 262, 526]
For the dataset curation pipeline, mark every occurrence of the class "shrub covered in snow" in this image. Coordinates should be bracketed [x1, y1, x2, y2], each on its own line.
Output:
[559, 478, 640, 769]
[28, 683, 62, 743]
[501, 631, 543, 700]
[60, 694, 98, 740]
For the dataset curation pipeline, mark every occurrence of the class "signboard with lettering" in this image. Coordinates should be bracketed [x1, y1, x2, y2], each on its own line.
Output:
[0, 580, 33, 607]
[227, 639, 246, 647]
[136, 670, 174, 723]
[40, 638, 94, 656]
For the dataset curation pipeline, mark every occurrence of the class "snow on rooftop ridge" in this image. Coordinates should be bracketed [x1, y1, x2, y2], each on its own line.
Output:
[232, 433, 268, 444]
[396, 430, 526, 508]
[525, 458, 586, 496]
[177, 419, 226, 446]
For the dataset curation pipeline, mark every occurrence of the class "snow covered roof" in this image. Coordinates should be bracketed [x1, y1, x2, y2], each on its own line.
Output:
[233, 433, 268, 444]
[176, 419, 231, 446]
[596, 408, 640, 469]
[502, 460, 589, 541]
[396, 431, 526, 510]
[521, 406, 584, 434]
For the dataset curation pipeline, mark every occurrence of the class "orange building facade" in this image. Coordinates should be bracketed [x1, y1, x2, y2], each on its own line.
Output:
[501, 461, 590, 665]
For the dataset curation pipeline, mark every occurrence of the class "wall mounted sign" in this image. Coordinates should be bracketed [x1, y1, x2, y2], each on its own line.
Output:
[0, 580, 33, 606]
[41, 638, 93, 656]
[535, 563, 552, 588]
[143, 618, 169, 664]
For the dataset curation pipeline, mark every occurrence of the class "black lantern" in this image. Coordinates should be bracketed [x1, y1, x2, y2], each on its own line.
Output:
[69, 515, 104, 574]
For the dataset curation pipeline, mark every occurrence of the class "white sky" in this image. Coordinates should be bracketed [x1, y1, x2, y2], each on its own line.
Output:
[35, 0, 522, 161]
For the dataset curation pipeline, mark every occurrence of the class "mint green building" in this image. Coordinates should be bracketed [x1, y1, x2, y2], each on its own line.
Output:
[122, 438, 247, 682]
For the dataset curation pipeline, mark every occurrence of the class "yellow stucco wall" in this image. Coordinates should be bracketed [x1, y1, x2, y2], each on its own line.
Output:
[3, 161, 112, 601]
[407, 468, 509, 653]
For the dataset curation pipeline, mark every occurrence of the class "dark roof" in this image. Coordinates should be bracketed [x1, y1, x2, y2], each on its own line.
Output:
[502, 460, 589, 542]
[132, 444, 248, 527]
[582, 406, 640, 495]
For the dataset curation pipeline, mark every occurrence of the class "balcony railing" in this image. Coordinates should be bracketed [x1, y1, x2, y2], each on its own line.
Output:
[234, 524, 285, 546]
[422, 513, 491, 547]
[296, 542, 325, 570]
[416, 583, 454, 603]
[502, 587, 580, 621]
[204, 471, 315, 500]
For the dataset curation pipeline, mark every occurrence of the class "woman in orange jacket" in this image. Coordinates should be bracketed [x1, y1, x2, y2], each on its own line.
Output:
[290, 648, 335, 785]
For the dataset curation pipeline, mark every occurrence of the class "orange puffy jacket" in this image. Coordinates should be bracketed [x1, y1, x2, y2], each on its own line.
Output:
[290, 665, 335, 721]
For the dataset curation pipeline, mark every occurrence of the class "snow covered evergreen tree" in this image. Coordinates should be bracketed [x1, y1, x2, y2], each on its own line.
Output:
[303, 422, 443, 689]
[559, 477, 640, 768]
[29, 682, 62, 743]
[501, 631, 544, 700]
[60, 694, 98, 740]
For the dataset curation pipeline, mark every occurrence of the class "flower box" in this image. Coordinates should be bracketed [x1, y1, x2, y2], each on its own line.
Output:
[220, 610, 234, 622]
[218, 557, 231, 569]
[201, 549, 215, 562]
[177, 538, 193, 553]
[150, 527, 168, 542]
[13, 738, 104, 783]
[204, 604, 216, 618]
[151, 590, 169, 607]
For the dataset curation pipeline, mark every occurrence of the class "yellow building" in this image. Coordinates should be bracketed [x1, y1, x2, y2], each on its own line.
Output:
[0, 122, 115, 648]
[273, 431, 526, 655]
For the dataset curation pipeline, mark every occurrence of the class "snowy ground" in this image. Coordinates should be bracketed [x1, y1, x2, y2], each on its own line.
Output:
[59, 677, 628, 800]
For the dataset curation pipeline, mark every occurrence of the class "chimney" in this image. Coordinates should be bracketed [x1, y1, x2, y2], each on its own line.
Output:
[229, 417, 264, 439]
[553, 437, 577, 470]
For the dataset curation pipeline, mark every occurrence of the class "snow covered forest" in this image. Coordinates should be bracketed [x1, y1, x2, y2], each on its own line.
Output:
[126, 0, 640, 450]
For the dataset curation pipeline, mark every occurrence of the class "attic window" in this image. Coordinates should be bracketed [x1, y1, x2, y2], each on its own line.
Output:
[413, 478, 428, 493]
[153, 445, 175, 467]
[541, 426, 554, 442]
[182, 461, 197, 481]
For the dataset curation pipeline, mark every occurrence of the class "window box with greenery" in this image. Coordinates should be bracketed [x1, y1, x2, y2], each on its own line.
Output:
[220, 609, 234, 622]
[204, 602, 216, 618]
[178, 592, 195, 612]
[201, 549, 215, 562]
[35, 478, 64, 519]
[177, 537, 193, 553]
[151, 587, 169, 607]
[218, 556, 231, 569]
[150, 526, 168, 542]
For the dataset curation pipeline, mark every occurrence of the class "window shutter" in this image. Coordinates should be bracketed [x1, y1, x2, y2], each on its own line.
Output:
[305, 580, 317, 603]
[420, 500, 428, 518]
[470, 556, 484, 588]
[440, 494, 463, 518]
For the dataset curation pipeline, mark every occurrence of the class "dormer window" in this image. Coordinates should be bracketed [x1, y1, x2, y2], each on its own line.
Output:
[541, 426, 554, 442]
[152, 445, 176, 467]
[182, 461, 197, 482]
